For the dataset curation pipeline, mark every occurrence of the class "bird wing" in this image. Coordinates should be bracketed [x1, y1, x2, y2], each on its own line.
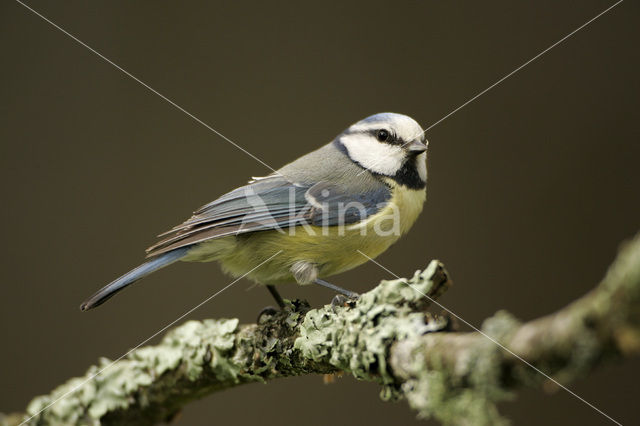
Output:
[145, 174, 391, 257]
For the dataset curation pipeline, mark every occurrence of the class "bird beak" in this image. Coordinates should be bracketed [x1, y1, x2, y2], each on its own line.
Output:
[406, 140, 428, 153]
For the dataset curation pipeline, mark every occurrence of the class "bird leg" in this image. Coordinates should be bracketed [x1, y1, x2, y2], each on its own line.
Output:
[290, 260, 359, 300]
[256, 285, 286, 323]
[266, 284, 286, 309]
[314, 279, 359, 299]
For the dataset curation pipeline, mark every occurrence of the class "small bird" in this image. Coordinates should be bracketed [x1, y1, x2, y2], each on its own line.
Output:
[80, 113, 428, 311]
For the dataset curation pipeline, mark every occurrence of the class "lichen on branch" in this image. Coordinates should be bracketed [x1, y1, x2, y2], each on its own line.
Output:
[3, 232, 640, 426]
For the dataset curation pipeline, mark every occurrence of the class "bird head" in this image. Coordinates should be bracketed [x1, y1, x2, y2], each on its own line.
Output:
[336, 112, 428, 188]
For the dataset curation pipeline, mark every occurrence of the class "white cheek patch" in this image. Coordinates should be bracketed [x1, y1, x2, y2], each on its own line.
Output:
[341, 133, 405, 176]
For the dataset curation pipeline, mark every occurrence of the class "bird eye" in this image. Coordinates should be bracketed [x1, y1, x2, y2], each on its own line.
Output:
[376, 129, 390, 142]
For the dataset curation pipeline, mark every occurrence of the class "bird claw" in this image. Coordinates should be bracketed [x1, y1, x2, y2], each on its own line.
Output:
[331, 293, 358, 311]
[256, 305, 279, 324]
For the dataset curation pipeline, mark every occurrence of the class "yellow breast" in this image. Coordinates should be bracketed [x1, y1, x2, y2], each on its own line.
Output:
[375, 179, 426, 235]
[189, 183, 426, 285]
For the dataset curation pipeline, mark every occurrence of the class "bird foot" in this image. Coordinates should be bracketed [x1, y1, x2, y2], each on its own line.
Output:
[331, 293, 358, 311]
[256, 305, 279, 324]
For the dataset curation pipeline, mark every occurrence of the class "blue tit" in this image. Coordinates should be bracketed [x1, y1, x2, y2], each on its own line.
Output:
[80, 112, 428, 311]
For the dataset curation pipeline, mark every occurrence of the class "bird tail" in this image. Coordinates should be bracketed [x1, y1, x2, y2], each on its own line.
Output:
[80, 247, 190, 311]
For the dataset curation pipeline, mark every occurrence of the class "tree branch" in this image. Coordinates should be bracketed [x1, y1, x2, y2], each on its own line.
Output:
[4, 233, 640, 426]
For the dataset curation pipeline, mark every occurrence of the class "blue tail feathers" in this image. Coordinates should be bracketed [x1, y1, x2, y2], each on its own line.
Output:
[80, 247, 190, 311]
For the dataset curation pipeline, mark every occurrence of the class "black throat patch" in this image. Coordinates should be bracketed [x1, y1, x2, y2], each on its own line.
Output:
[389, 157, 426, 189]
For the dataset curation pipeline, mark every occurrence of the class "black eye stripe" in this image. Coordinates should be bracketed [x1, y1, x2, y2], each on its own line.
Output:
[370, 129, 401, 144]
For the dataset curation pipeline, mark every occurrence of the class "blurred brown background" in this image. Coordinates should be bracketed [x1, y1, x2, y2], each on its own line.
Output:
[1, 1, 638, 425]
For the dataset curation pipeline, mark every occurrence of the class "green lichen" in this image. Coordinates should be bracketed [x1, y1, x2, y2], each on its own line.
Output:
[392, 303, 519, 425]
[295, 260, 450, 385]
[24, 318, 241, 425]
[13, 260, 513, 426]
[7, 234, 640, 426]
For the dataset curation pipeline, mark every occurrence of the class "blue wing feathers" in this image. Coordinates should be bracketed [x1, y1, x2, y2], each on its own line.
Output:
[145, 176, 391, 257]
